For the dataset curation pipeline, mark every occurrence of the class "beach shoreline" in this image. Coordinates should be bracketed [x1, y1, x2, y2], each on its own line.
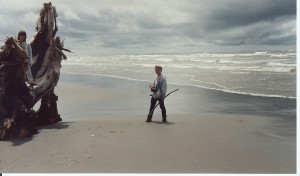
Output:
[0, 73, 296, 173]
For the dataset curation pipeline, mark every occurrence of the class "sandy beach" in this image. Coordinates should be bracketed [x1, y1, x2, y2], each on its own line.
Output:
[0, 73, 296, 173]
[0, 0, 296, 174]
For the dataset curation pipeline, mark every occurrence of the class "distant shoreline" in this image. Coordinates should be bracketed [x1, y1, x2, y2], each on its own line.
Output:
[57, 72, 296, 120]
[61, 50, 296, 99]
[61, 70, 297, 100]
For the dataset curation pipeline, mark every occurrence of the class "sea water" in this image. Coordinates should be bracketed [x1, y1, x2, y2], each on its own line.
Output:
[62, 50, 296, 99]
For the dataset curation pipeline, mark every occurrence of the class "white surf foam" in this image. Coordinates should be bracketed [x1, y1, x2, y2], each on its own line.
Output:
[61, 71, 296, 99]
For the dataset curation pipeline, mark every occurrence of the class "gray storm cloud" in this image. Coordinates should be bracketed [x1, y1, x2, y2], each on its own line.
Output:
[0, 0, 296, 54]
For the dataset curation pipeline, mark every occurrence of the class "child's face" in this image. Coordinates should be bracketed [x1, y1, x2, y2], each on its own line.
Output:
[155, 67, 162, 75]
[19, 35, 26, 42]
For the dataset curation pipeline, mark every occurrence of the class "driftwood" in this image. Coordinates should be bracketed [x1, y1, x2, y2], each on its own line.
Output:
[0, 2, 71, 140]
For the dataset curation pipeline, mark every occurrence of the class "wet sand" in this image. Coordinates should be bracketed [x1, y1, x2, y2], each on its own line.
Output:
[0, 73, 296, 173]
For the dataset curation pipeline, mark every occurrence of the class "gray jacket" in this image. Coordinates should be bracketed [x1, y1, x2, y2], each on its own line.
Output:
[152, 74, 167, 99]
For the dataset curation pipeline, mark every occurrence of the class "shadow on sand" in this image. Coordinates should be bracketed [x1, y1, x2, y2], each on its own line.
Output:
[151, 121, 175, 125]
[7, 136, 35, 146]
[38, 121, 73, 130]
[4, 122, 73, 146]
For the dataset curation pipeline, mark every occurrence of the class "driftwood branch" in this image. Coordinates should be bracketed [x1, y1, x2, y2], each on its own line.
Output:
[0, 2, 71, 140]
[149, 89, 179, 115]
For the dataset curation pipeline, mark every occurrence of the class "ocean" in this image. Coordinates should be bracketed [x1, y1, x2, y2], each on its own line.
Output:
[62, 50, 296, 99]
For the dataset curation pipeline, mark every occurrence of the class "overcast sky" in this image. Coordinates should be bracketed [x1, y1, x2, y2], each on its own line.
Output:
[0, 0, 296, 54]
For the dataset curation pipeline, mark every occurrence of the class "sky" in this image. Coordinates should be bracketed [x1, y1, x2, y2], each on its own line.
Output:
[0, 0, 296, 54]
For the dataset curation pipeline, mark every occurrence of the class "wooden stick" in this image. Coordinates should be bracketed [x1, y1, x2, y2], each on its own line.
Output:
[149, 89, 179, 115]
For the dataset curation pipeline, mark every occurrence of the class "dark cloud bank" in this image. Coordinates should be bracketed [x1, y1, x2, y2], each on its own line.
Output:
[0, 0, 296, 54]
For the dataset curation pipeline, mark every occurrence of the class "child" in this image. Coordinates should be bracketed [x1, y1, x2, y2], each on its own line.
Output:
[18, 30, 35, 86]
[147, 65, 167, 123]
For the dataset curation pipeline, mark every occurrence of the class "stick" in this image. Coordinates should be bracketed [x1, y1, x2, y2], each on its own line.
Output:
[150, 89, 179, 115]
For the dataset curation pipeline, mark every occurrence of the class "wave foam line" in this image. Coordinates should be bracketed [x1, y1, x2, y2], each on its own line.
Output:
[169, 82, 296, 100]
[62, 71, 151, 83]
[61, 71, 296, 100]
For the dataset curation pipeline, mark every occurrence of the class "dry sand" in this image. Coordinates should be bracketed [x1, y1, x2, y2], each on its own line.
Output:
[0, 82, 296, 173]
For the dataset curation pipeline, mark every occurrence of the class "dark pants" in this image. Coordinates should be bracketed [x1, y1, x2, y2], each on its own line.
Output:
[148, 97, 167, 119]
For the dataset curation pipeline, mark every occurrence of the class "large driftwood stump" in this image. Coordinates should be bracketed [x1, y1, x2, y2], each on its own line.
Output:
[0, 2, 71, 140]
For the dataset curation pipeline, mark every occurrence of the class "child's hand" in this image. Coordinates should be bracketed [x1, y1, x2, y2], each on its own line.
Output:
[149, 85, 156, 92]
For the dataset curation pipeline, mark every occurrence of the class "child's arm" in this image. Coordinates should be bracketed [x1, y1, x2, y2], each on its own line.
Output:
[161, 77, 167, 96]
[27, 43, 33, 65]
